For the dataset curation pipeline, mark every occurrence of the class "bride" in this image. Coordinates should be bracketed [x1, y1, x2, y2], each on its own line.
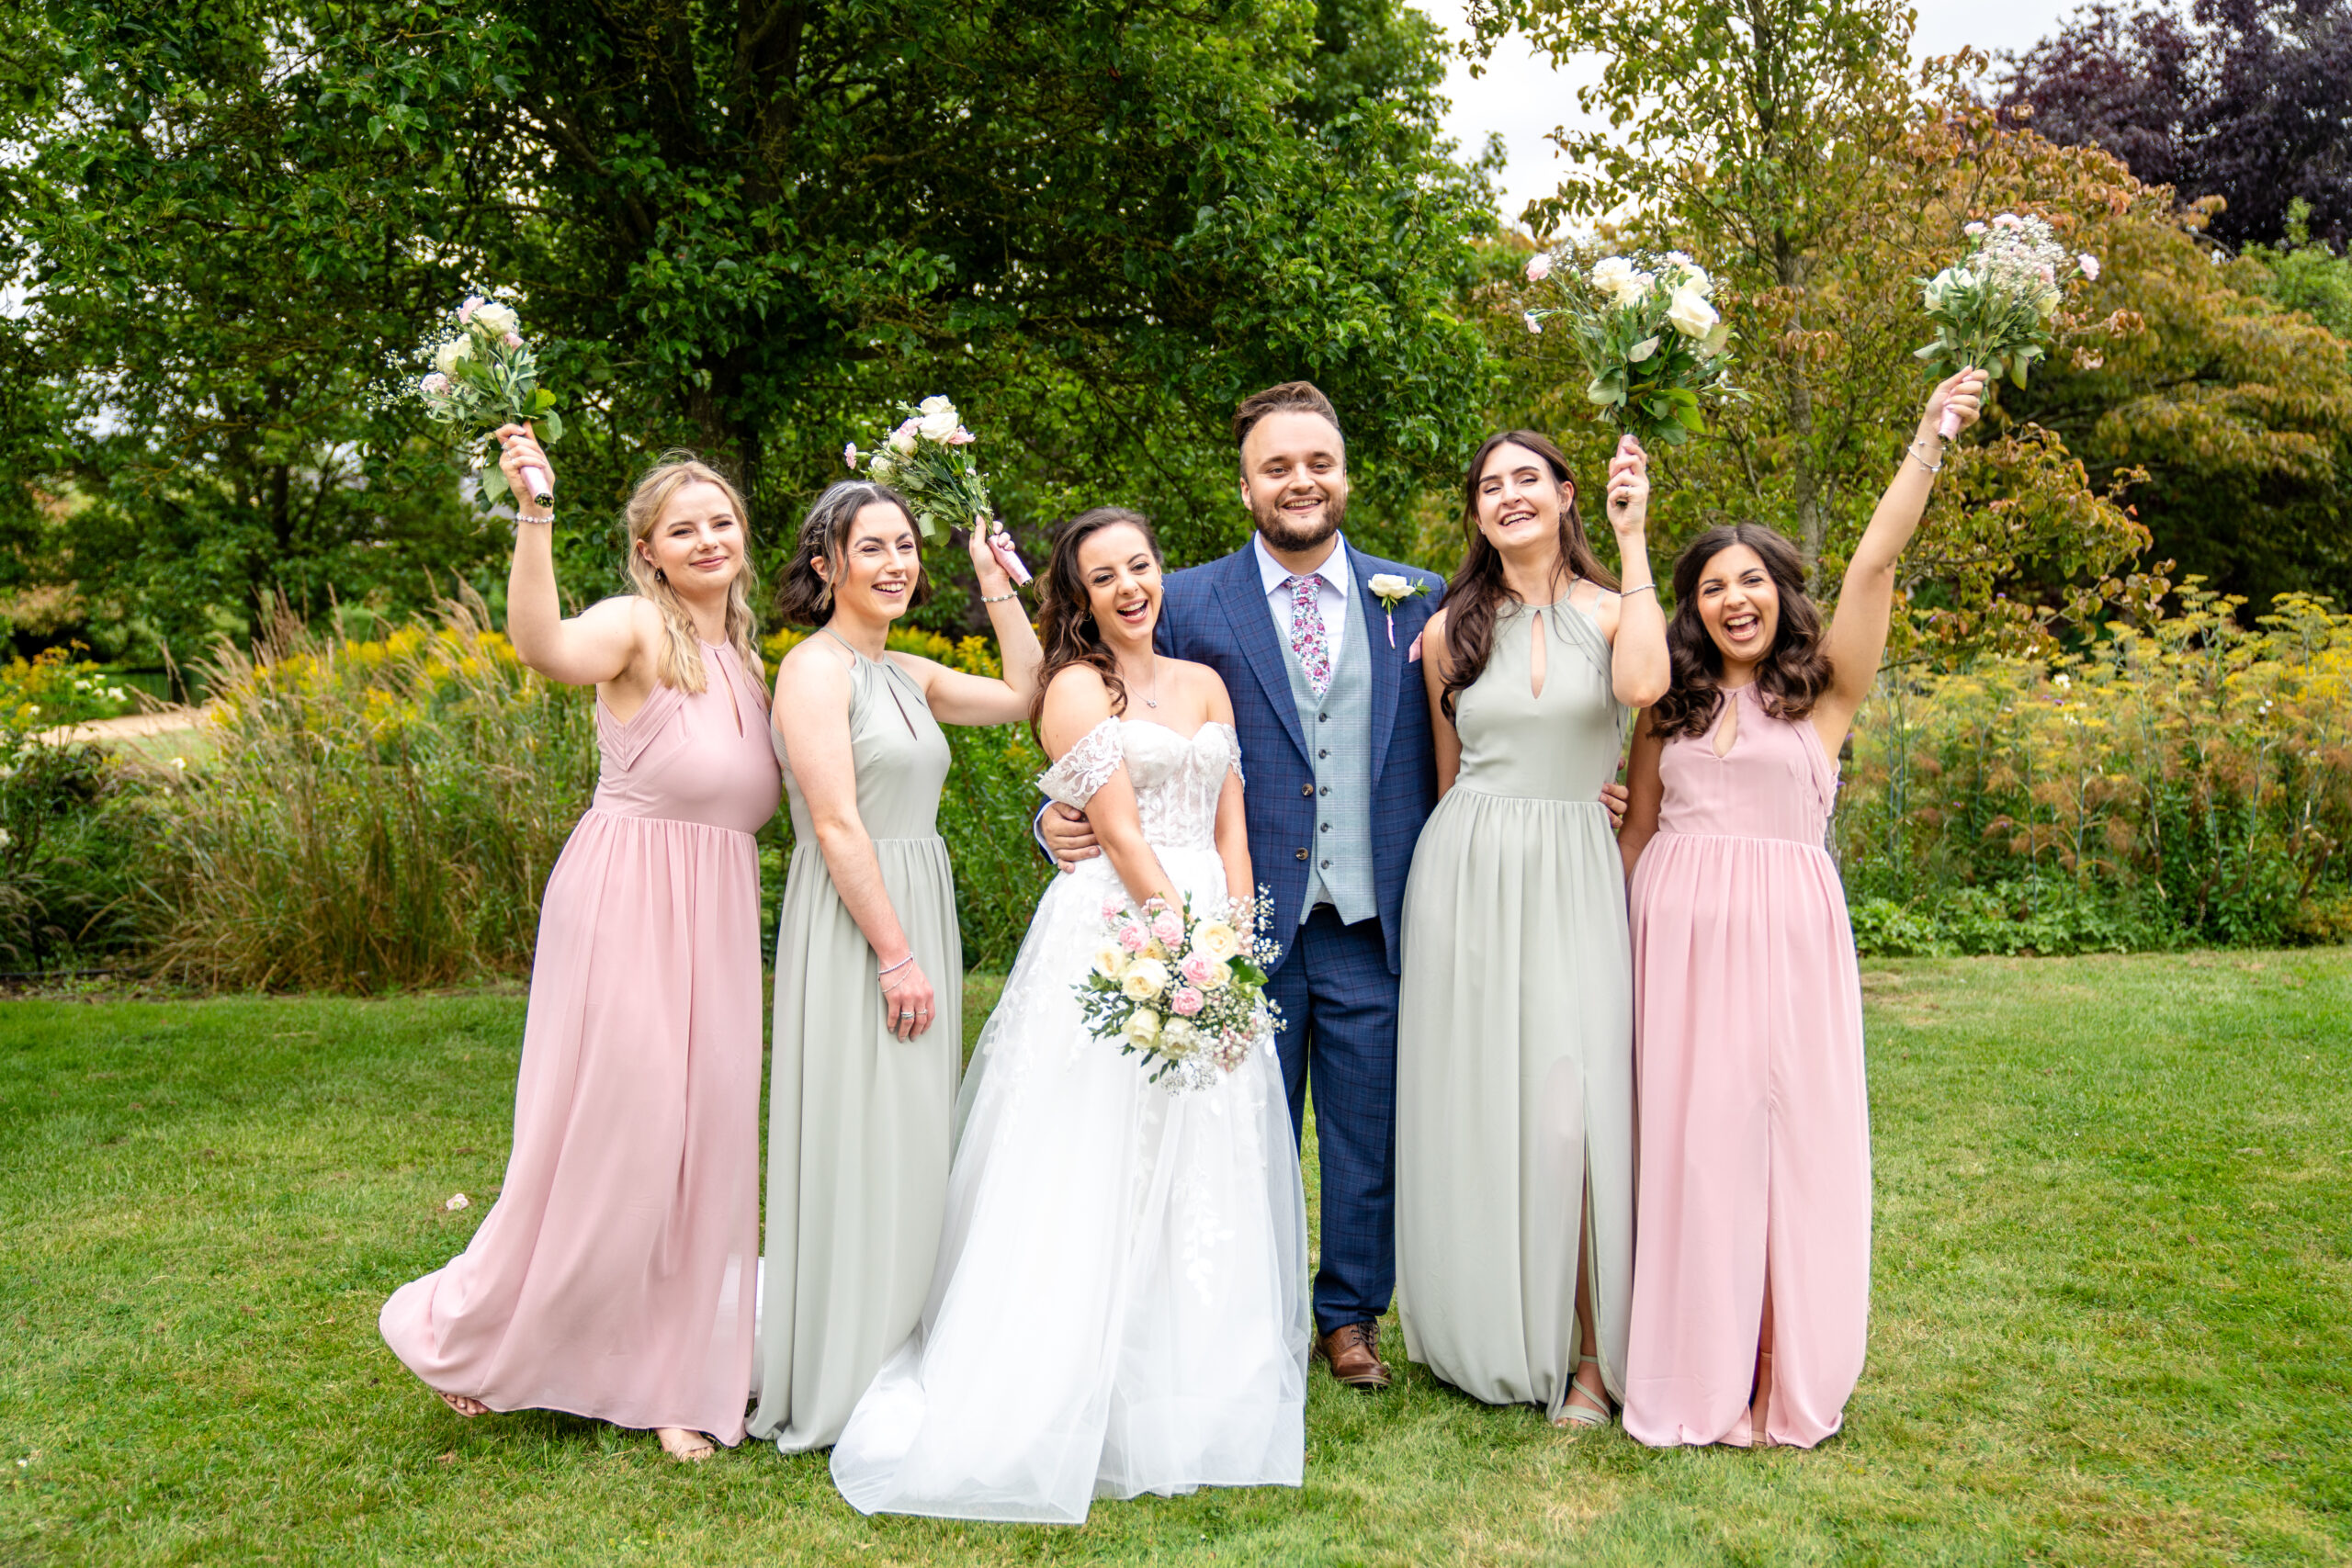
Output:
[829, 506, 1310, 1524]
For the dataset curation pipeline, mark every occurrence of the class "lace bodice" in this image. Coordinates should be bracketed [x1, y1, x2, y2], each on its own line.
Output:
[1037, 718, 1242, 853]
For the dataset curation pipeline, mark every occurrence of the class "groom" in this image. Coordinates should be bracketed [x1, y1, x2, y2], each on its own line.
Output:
[1041, 381, 1445, 1389]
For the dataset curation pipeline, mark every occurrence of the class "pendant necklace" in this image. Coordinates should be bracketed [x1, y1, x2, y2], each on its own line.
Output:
[1135, 655, 1161, 708]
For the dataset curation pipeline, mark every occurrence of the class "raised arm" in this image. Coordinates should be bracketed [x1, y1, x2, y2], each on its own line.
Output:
[774, 639, 935, 1040]
[895, 518, 1047, 727]
[1421, 607, 1463, 796]
[1039, 670, 1179, 910]
[1813, 369, 1986, 752]
[1598, 435, 1669, 708]
[495, 424, 648, 689]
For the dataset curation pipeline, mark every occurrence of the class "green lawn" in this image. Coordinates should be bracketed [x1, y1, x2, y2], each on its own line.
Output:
[2, 953, 2348, 1565]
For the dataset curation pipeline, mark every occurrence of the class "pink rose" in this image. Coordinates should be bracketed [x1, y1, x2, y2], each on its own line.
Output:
[1102, 895, 1126, 919]
[1150, 910, 1184, 946]
[1524, 252, 1553, 282]
[1179, 953, 1219, 988]
[458, 295, 484, 322]
[1118, 924, 1149, 953]
[503, 332, 523, 349]
[945, 427, 976, 446]
[1171, 987, 1204, 1017]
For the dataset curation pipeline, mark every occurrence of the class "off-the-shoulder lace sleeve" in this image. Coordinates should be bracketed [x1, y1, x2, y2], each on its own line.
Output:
[1221, 722, 1245, 787]
[1037, 717, 1125, 808]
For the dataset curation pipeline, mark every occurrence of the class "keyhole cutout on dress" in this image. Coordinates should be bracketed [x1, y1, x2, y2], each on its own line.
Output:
[1528, 610, 1548, 700]
[1712, 693, 1740, 759]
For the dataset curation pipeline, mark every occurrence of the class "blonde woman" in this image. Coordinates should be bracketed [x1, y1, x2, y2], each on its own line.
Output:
[379, 428, 781, 1462]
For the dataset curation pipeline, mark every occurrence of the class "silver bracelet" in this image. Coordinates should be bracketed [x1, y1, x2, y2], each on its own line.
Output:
[876, 953, 915, 984]
[516, 513, 555, 527]
[1905, 440, 1943, 476]
[1621, 582, 1657, 598]
[980, 589, 1021, 604]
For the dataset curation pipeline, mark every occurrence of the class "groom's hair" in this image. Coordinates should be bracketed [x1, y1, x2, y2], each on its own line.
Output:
[1232, 381, 1344, 452]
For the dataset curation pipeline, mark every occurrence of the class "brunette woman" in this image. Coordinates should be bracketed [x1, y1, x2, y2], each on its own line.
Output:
[1617, 369, 1987, 1449]
[380, 432, 779, 1461]
[749, 486, 1043, 1453]
[1393, 433, 1668, 1432]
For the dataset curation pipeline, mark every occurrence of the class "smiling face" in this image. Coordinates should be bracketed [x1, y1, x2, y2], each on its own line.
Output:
[637, 479, 746, 595]
[1239, 409, 1350, 555]
[820, 501, 922, 623]
[1474, 440, 1575, 558]
[1693, 542, 1781, 673]
[1074, 521, 1163, 649]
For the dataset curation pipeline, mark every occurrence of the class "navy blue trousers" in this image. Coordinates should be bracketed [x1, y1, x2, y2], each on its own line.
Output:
[1265, 906, 1398, 1336]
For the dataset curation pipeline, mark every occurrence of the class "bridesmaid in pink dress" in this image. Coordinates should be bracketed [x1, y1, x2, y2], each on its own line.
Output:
[379, 430, 780, 1461]
[1617, 370, 1986, 1449]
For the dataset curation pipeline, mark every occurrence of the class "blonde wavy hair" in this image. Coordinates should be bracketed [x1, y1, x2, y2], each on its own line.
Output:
[622, 453, 766, 695]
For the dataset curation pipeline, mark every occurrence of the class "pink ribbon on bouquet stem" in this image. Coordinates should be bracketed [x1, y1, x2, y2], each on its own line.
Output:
[979, 514, 1031, 585]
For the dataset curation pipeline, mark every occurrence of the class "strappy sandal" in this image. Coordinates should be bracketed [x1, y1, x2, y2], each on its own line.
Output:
[1551, 1354, 1612, 1434]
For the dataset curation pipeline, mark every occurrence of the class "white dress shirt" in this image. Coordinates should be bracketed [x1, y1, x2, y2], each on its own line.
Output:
[1252, 532, 1351, 669]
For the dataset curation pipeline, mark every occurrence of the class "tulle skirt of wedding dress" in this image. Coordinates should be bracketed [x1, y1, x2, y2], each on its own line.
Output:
[830, 846, 1310, 1524]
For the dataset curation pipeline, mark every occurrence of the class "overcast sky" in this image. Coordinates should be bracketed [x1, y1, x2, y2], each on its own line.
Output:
[1419, 0, 2092, 226]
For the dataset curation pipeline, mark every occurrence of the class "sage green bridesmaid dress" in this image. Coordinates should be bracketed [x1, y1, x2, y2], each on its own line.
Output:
[751, 629, 963, 1451]
[1394, 594, 1634, 1416]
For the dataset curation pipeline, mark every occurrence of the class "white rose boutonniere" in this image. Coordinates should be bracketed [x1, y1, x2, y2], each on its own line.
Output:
[1367, 573, 1430, 649]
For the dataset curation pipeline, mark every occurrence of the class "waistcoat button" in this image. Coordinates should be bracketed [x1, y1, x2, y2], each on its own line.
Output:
[1301, 784, 1314, 796]
[1295, 848, 1309, 861]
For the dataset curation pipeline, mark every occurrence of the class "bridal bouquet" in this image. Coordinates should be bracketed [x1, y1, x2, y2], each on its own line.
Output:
[1521, 249, 1739, 447]
[1077, 891, 1283, 1092]
[847, 395, 1029, 583]
[1915, 213, 2101, 436]
[408, 294, 563, 509]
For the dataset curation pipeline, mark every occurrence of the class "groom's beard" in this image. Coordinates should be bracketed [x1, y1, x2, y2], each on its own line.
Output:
[1252, 489, 1347, 554]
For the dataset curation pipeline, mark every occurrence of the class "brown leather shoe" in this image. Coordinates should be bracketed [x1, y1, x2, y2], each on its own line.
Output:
[1316, 1321, 1392, 1390]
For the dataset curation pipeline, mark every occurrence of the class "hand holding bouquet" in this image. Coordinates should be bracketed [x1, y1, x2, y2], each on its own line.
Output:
[847, 396, 1029, 584]
[409, 294, 563, 510]
[1521, 249, 1740, 447]
[1077, 891, 1283, 1093]
[1915, 213, 2101, 436]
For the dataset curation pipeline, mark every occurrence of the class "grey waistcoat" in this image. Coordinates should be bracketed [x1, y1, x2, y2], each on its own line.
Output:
[1280, 573, 1376, 926]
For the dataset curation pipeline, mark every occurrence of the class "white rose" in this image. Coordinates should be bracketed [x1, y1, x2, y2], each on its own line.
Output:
[1092, 944, 1129, 980]
[1665, 289, 1719, 339]
[1159, 1017, 1197, 1054]
[888, 420, 919, 455]
[1589, 256, 1637, 297]
[1367, 574, 1411, 599]
[1671, 261, 1712, 297]
[1122, 957, 1170, 1000]
[918, 394, 955, 417]
[916, 406, 960, 442]
[1191, 919, 1241, 963]
[1123, 1010, 1162, 1046]
[432, 338, 473, 378]
[471, 301, 518, 336]
[1627, 335, 1661, 364]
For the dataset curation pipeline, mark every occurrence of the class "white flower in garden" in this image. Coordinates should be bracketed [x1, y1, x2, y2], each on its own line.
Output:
[471, 301, 518, 336]
[1122, 957, 1170, 1000]
[170, 756, 187, 770]
[1964, 220, 1986, 235]
[24, 705, 36, 717]
[433, 338, 473, 378]
[1627, 335, 1661, 364]
[108, 688, 126, 703]
[1123, 1010, 1162, 1046]
[2077, 254, 2100, 280]
[0, 829, 12, 849]
[445, 1193, 469, 1211]
[1524, 252, 1553, 282]
[1522, 311, 1544, 335]
[1666, 288, 1719, 339]
[1992, 212, 2021, 230]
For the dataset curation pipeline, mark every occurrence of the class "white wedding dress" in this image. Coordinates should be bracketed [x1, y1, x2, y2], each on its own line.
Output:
[829, 717, 1310, 1524]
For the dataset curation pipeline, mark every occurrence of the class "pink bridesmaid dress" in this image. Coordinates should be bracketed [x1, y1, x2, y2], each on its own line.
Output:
[380, 640, 782, 1445]
[1623, 681, 1871, 1449]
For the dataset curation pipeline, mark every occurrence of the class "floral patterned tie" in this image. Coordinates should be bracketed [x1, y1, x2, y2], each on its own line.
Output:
[1286, 574, 1332, 698]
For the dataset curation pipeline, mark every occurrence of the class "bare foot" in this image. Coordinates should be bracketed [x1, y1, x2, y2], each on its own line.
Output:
[655, 1427, 717, 1462]
[437, 1391, 489, 1418]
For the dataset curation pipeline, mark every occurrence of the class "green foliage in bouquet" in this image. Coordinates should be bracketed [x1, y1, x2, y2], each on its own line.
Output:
[409, 295, 564, 511]
[1523, 251, 1741, 447]
[853, 397, 989, 544]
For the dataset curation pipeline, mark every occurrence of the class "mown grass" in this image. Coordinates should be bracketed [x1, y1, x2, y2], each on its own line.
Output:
[1, 953, 2347, 1565]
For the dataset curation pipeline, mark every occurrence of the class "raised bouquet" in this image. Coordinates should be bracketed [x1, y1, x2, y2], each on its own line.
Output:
[847, 395, 1030, 584]
[1915, 213, 2101, 436]
[409, 294, 563, 510]
[1076, 891, 1283, 1093]
[1521, 249, 1739, 447]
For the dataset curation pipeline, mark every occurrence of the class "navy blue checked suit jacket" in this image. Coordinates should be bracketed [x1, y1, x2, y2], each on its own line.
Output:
[1155, 542, 1445, 976]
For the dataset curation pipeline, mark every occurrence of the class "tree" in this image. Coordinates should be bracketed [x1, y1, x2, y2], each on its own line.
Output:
[2000, 0, 2352, 249]
[4, 0, 1502, 660]
[1468, 0, 2150, 649]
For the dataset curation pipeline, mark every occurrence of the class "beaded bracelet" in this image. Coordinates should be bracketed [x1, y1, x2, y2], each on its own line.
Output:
[980, 589, 1021, 604]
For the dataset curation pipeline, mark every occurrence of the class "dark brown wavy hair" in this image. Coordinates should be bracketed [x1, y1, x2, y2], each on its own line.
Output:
[773, 480, 933, 627]
[1439, 431, 1617, 722]
[1648, 524, 1835, 740]
[1029, 506, 1162, 743]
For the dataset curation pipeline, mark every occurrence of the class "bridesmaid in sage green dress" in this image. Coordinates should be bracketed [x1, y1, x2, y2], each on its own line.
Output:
[750, 483, 1042, 1453]
[1395, 429, 1668, 1431]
